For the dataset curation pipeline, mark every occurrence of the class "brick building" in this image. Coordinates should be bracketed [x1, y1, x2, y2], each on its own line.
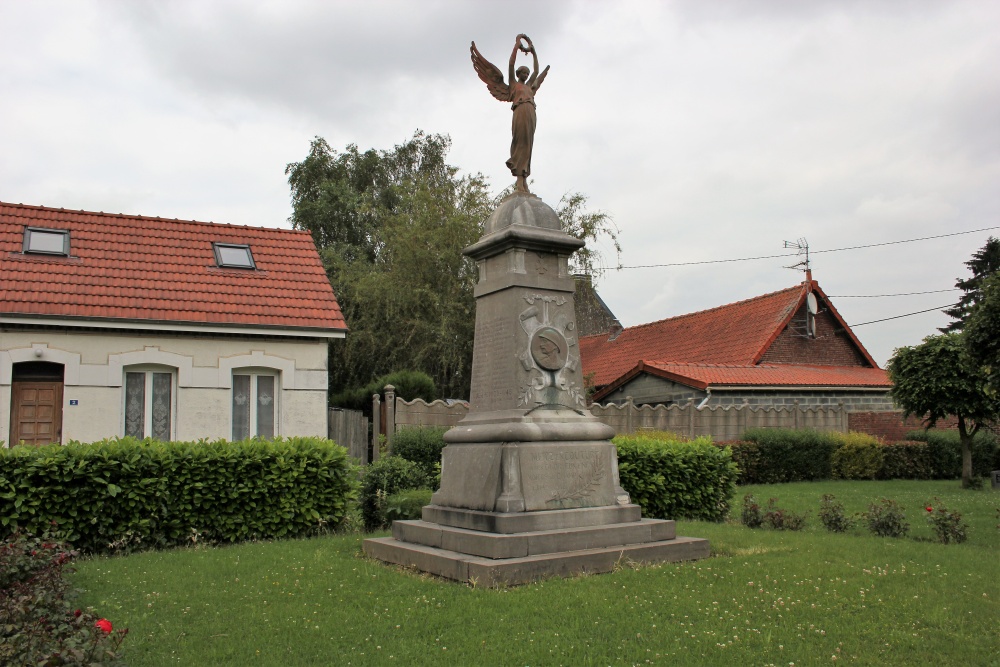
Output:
[580, 278, 893, 410]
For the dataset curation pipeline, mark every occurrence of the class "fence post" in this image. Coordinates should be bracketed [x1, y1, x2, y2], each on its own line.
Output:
[741, 399, 749, 438]
[839, 401, 848, 433]
[625, 396, 634, 434]
[688, 398, 696, 440]
[384, 384, 396, 452]
[371, 393, 381, 462]
[794, 399, 800, 429]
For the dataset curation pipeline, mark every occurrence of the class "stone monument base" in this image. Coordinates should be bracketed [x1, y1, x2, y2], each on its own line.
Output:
[362, 505, 710, 586]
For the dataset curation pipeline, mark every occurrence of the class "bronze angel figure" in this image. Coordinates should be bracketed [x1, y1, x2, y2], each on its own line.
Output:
[471, 34, 550, 194]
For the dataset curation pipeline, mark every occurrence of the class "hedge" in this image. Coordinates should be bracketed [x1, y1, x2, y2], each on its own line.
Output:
[718, 428, 1000, 484]
[0, 436, 357, 554]
[359, 456, 429, 531]
[390, 427, 447, 481]
[614, 433, 738, 522]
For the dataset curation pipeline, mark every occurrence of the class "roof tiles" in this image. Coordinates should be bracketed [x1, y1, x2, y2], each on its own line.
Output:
[579, 285, 807, 387]
[1, 202, 346, 332]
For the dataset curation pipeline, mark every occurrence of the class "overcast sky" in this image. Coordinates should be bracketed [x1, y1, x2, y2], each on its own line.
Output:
[3, 0, 998, 366]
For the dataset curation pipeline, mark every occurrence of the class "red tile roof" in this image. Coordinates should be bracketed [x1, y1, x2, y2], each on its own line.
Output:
[0, 202, 346, 334]
[593, 361, 890, 400]
[579, 282, 877, 387]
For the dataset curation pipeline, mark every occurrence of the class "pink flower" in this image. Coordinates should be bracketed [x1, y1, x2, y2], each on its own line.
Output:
[95, 619, 112, 634]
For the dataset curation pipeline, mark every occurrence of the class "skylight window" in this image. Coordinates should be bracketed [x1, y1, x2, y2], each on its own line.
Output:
[23, 227, 70, 256]
[213, 243, 256, 269]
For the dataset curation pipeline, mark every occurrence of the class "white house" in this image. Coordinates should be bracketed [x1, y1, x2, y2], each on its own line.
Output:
[1, 202, 347, 445]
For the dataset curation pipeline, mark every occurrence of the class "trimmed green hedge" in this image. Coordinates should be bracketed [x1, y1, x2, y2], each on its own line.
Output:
[390, 427, 447, 480]
[719, 428, 1000, 484]
[359, 456, 428, 531]
[614, 434, 738, 522]
[0, 436, 357, 554]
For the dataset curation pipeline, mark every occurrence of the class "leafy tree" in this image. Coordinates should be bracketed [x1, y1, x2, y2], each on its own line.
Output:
[286, 130, 619, 400]
[886, 333, 998, 487]
[940, 236, 1000, 332]
[964, 271, 1000, 397]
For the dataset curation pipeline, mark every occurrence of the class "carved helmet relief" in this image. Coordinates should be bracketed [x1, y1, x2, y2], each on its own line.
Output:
[517, 292, 586, 409]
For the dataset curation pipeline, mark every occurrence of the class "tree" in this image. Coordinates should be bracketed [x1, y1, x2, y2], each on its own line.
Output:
[286, 131, 619, 400]
[886, 333, 998, 487]
[964, 271, 1000, 397]
[940, 236, 1000, 332]
[287, 131, 491, 399]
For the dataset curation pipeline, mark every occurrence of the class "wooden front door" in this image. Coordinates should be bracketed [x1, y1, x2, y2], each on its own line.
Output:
[10, 381, 63, 445]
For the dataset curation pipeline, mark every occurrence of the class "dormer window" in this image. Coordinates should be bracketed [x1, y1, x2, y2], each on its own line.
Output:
[213, 243, 256, 269]
[24, 227, 70, 256]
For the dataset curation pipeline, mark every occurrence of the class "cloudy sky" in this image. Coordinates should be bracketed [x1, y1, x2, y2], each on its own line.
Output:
[3, 0, 998, 366]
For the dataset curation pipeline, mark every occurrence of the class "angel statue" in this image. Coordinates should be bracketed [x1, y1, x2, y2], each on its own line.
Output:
[471, 34, 550, 194]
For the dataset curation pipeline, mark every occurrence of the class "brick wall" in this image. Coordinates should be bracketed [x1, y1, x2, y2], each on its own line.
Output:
[759, 303, 870, 367]
[848, 411, 959, 441]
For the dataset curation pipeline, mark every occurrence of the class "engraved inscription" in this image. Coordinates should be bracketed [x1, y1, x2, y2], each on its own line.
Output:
[470, 316, 514, 407]
[521, 448, 607, 508]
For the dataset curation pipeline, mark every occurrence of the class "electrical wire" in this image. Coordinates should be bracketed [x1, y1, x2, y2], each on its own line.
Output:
[605, 225, 1000, 271]
[828, 289, 960, 298]
[849, 303, 958, 327]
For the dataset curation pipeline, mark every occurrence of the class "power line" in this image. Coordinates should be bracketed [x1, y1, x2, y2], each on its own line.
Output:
[828, 288, 960, 298]
[812, 226, 1000, 255]
[849, 303, 957, 327]
[606, 225, 1000, 271]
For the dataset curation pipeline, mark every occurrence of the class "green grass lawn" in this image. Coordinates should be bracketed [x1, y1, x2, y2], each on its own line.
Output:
[73, 480, 1000, 666]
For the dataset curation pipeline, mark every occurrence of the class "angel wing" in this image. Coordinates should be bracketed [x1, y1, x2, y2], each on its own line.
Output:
[470, 42, 510, 102]
[532, 65, 550, 92]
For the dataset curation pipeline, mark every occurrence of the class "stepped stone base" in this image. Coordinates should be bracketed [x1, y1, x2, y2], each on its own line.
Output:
[363, 506, 709, 586]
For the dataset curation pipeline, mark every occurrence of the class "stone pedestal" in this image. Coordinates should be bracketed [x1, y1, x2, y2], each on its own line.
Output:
[363, 193, 709, 585]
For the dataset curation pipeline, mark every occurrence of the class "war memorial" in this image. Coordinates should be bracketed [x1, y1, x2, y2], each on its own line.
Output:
[363, 35, 709, 585]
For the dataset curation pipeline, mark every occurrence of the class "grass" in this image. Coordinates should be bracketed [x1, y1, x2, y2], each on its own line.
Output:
[73, 480, 1000, 666]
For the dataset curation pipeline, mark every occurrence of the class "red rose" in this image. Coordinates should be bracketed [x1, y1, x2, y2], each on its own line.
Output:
[74, 609, 82, 618]
[926, 506, 933, 512]
[95, 619, 112, 634]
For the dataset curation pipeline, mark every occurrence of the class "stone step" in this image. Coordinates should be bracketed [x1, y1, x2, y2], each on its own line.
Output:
[421, 503, 642, 534]
[363, 535, 710, 587]
[393, 518, 676, 560]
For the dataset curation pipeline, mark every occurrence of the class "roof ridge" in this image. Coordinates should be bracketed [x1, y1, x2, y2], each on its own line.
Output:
[579, 282, 806, 342]
[0, 201, 310, 236]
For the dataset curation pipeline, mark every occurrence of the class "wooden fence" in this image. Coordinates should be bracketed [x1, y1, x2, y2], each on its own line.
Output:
[328, 408, 370, 463]
[377, 388, 850, 449]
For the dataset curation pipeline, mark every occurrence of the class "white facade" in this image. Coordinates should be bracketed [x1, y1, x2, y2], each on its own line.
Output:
[1, 328, 331, 445]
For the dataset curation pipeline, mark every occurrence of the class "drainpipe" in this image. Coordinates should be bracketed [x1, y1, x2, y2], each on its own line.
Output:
[697, 389, 713, 409]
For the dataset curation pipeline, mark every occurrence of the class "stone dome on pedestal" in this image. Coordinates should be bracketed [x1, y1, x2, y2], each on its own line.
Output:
[465, 192, 583, 261]
[484, 193, 563, 235]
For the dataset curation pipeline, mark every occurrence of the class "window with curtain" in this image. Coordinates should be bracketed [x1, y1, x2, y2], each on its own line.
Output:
[232, 372, 277, 440]
[124, 368, 175, 440]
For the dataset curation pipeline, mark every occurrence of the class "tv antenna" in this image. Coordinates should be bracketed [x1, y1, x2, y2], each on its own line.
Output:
[783, 237, 817, 337]
[783, 237, 811, 275]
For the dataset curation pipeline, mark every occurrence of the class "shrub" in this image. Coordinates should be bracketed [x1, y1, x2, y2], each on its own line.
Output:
[0, 436, 357, 553]
[740, 494, 764, 528]
[924, 499, 968, 544]
[391, 427, 448, 479]
[330, 370, 438, 414]
[360, 456, 429, 531]
[614, 434, 738, 522]
[819, 494, 854, 533]
[739, 428, 838, 483]
[904, 429, 999, 478]
[716, 440, 762, 485]
[831, 432, 884, 480]
[762, 498, 808, 531]
[1, 532, 127, 665]
[864, 498, 909, 538]
[878, 441, 935, 480]
[385, 488, 434, 523]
